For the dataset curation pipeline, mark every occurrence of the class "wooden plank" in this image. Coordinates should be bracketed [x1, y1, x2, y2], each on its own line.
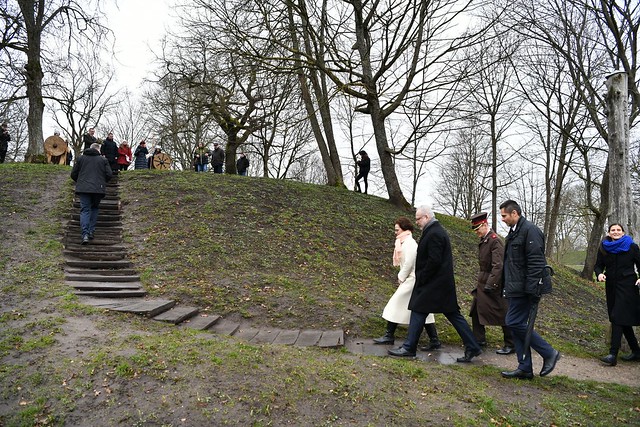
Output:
[66, 281, 142, 290]
[317, 330, 344, 348]
[294, 330, 323, 347]
[250, 329, 282, 344]
[153, 306, 199, 324]
[74, 289, 147, 298]
[233, 327, 260, 341]
[272, 330, 300, 345]
[111, 299, 174, 317]
[208, 319, 240, 336]
[65, 274, 141, 282]
[181, 314, 221, 331]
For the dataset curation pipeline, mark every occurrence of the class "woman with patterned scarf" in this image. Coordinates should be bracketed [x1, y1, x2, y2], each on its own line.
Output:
[373, 217, 440, 349]
[594, 223, 640, 366]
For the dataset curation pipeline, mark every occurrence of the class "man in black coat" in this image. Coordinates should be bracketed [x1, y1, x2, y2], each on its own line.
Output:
[71, 143, 112, 245]
[355, 150, 370, 194]
[211, 142, 225, 173]
[388, 205, 482, 362]
[0, 123, 10, 163]
[499, 200, 559, 379]
[83, 127, 97, 151]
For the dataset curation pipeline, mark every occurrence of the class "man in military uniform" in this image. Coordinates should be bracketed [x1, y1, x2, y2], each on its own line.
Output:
[469, 212, 514, 355]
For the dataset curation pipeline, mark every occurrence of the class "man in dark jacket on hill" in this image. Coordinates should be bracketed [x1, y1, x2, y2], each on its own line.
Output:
[388, 205, 482, 362]
[83, 127, 97, 151]
[499, 199, 559, 380]
[0, 122, 10, 163]
[71, 143, 112, 245]
[211, 142, 225, 173]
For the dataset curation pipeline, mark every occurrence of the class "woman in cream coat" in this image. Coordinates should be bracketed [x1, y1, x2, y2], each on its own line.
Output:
[373, 217, 441, 349]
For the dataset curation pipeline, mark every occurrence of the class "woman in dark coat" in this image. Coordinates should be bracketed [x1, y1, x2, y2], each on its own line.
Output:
[134, 141, 149, 170]
[594, 223, 640, 365]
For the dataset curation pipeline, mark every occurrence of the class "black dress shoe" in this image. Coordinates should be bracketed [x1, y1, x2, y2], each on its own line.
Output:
[540, 350, 561, 377]
[496, 346, 515, 355]
[88, 232, 95, 240]
[477, 341, 487, 347]
[456, 348, 482, 363]
[420, 341, 441, 351]
[501, 368, 533, 380]
[373, 335, 394, 345]
[621, 352, 640, 361]
[600, 354, 617, 366]
[388, 347, 416, 357]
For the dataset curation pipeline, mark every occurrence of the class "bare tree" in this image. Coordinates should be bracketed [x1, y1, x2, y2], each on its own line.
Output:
[504, 0, 640, 277]
[436, 123, 492, 218]
[0, 99, 29, 161]
[48, 47, 118, 156]
[459, 31, 524, 230]
[0, 0, 107, 162]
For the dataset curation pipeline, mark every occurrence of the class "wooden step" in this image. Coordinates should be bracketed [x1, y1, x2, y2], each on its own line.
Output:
[64, 259, 132, 269]
[65, 274, 141, 282]
[153, 306, 200, 324]
[67, 281, 143, 290]
[74, 289, 147, 298]
[65, 268, 138, 276]
[63, 251, 125, 261]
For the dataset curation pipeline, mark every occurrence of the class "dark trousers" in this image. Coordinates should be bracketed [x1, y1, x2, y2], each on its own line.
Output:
[402, 310, 480, 353]
[78, 193, 103, 237]
[505, 296, 555, 373]
[471, 308, 514, 347]
[610, 324, 640, 355]
[355, 172, 368, 194]
[212, 164, 223, 173]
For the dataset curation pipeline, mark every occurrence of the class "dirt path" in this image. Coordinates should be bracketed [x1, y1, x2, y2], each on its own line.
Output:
[347, 339, 640, 387]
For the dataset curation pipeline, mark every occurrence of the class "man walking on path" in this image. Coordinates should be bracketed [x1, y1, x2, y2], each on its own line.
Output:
[71, 143, 112, 245]
[469, 212, 514, 355]
[499, 200, 560, 379]
[388, 205, 482, 362]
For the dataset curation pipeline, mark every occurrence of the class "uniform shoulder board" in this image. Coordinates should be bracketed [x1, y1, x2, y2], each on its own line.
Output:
[491, 233, 497, 239]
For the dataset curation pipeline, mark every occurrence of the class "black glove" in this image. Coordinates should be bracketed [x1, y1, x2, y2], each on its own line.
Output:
[528, 294, 541, 304]
[483, 284, 494, 293]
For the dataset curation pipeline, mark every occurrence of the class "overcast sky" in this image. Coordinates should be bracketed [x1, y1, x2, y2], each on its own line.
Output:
[105, 0, 174, 93]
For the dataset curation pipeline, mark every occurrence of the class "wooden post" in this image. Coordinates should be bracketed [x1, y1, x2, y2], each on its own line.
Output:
[605, 72, 637, 238]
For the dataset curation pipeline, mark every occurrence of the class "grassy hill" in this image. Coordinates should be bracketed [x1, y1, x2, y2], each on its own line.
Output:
[0, 164, 637, 426]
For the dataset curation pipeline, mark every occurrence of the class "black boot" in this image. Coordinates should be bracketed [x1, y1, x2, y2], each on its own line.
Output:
[373, 321, 397, 344]
[420, 323, 441, 351]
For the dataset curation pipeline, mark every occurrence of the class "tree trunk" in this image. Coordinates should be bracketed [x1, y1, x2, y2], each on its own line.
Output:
[352, 0, 409, 209]
[20, 0, 45, 162]
[605, 72, 637, 238]
[225, 131, 239, 174]
[581, 165, 609, 280]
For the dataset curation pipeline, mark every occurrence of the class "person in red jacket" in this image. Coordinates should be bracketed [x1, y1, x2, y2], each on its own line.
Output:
[117, 141, 133, 171]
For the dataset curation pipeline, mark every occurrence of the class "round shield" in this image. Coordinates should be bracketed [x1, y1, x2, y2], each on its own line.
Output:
[44, 135, 67, 156]
[152, 152, 172, 170]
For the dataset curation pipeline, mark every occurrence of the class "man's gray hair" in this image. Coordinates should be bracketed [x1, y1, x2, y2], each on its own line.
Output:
[90, 143, 101, 151]
[416, 204, 434, 218]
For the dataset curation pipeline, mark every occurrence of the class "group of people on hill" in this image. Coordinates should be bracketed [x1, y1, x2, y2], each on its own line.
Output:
[82, 128, 161, 172]
[82, 128, 250, 175]
[376, 200, 640, 379]
[192, 141, 249, 175]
